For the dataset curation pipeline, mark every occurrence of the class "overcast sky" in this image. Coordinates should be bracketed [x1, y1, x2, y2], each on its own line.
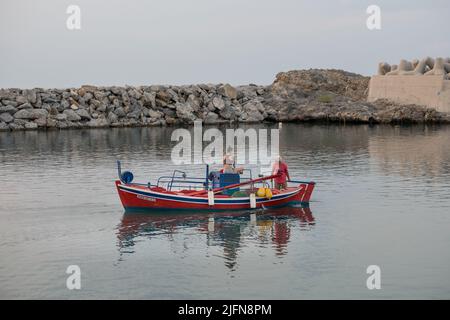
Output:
[1, 0, 449, 88]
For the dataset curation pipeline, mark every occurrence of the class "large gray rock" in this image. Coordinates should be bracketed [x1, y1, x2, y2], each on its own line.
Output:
[56, 121, 68, 129]
[14, 109, 48, 120]
[0, 89, 15, 100]
[84, 92, 94, 102]
[176, 102, 196, 123]
[49, 105, 59, 115]
[107, 112, 118, 123]
[186, 94, 201, 112]
[128, 88, 142, 100]
[142, 107, 150, 117]
[0, 122, 9, 131]
[89, 98, 101, 109]
[165, 116, 177, 125]
[219, 104, 237, 120]
[240, 101, 264, 122]
[148, 109, 162, 119]
[9, 122, 24, 130]
[114, 107, 126, 118]
[62, 91, 71, 99]
[167, 88, 179, 102]
[143, 92, 156, 108]
[0, 105, 18, 115]
[25, 122, 38, 130]
[16, 95, 28, 104]
[93, 90, 106, 100]
[95, 102, 107, 113]
[0, 112, 14, 123]
[212, 96, 225, 110]
[46, 118, 57, 128]
[40, 93, 59, 104]
[60, 99, 70, 110]
[17, 102, 33, 110]
[56, 113, 68, 121]
[156, 90, 172, 104]
[218, 84, 237, 99]
[63, 109, 81, 121]
[162, 108, 175, 117]
[87, 117, 109, 128]
[1, 100, 18, 107]
[76, 108, 91, 120]
[204, 112, 221, 124]
[9, 119, 28, 130]
[24, 89, 37, 104]
[34, 109, 49, 119]
[237, 86, 259, 100]
[127, 109, 141, 119]
[34, 117, 47, 127]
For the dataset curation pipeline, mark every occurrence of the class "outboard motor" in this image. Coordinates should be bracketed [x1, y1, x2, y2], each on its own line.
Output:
[117, 160, 134, 184]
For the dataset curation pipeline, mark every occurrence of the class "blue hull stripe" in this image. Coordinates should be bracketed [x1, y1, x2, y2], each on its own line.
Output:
[124, 201, 310, 212]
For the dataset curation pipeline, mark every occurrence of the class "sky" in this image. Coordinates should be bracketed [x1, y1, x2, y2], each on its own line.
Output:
[0, 0, 449, 88]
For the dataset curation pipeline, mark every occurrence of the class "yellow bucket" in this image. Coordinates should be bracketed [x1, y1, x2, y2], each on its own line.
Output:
[256, 187, 266, 197]
[265, 188, 273, 199]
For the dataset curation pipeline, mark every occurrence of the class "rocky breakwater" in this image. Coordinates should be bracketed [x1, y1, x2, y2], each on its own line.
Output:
[1, 69, 450, 131]
[0, 83, 270, 131]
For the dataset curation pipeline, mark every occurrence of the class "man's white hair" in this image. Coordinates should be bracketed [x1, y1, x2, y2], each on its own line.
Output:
[224, 153, 234, 164]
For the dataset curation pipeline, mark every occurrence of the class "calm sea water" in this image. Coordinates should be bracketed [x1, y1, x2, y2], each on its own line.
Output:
[1, 124, 450, 299]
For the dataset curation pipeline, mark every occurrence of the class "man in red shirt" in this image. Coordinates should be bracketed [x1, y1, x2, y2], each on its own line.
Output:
[272, 156, 291, 190]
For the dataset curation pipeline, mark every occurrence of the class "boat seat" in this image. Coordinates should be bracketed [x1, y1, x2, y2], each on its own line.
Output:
[219, 173, 240, 195]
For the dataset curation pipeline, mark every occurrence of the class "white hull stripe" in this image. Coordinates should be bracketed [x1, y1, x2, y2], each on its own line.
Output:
[118, 184, 301, 205]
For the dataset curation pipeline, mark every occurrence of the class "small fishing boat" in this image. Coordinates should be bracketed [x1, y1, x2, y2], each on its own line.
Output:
[115, 161, 315, 212]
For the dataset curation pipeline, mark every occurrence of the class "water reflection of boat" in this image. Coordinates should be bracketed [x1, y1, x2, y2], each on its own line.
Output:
[116, 207, 315, 270]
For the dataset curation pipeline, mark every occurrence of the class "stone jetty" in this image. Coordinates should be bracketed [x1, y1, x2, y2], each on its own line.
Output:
[1, 69, 450, 131]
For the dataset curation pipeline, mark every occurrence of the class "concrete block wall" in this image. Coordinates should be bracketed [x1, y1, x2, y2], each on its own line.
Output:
[368, 75, 450, 113]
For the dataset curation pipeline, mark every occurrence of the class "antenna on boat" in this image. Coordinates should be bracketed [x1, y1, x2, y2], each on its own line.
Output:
[205, 164, 209, 190]
[117, 160, 121, 175]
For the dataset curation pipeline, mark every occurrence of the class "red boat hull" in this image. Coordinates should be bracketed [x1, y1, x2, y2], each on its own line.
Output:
[116, 180, 315, 211]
